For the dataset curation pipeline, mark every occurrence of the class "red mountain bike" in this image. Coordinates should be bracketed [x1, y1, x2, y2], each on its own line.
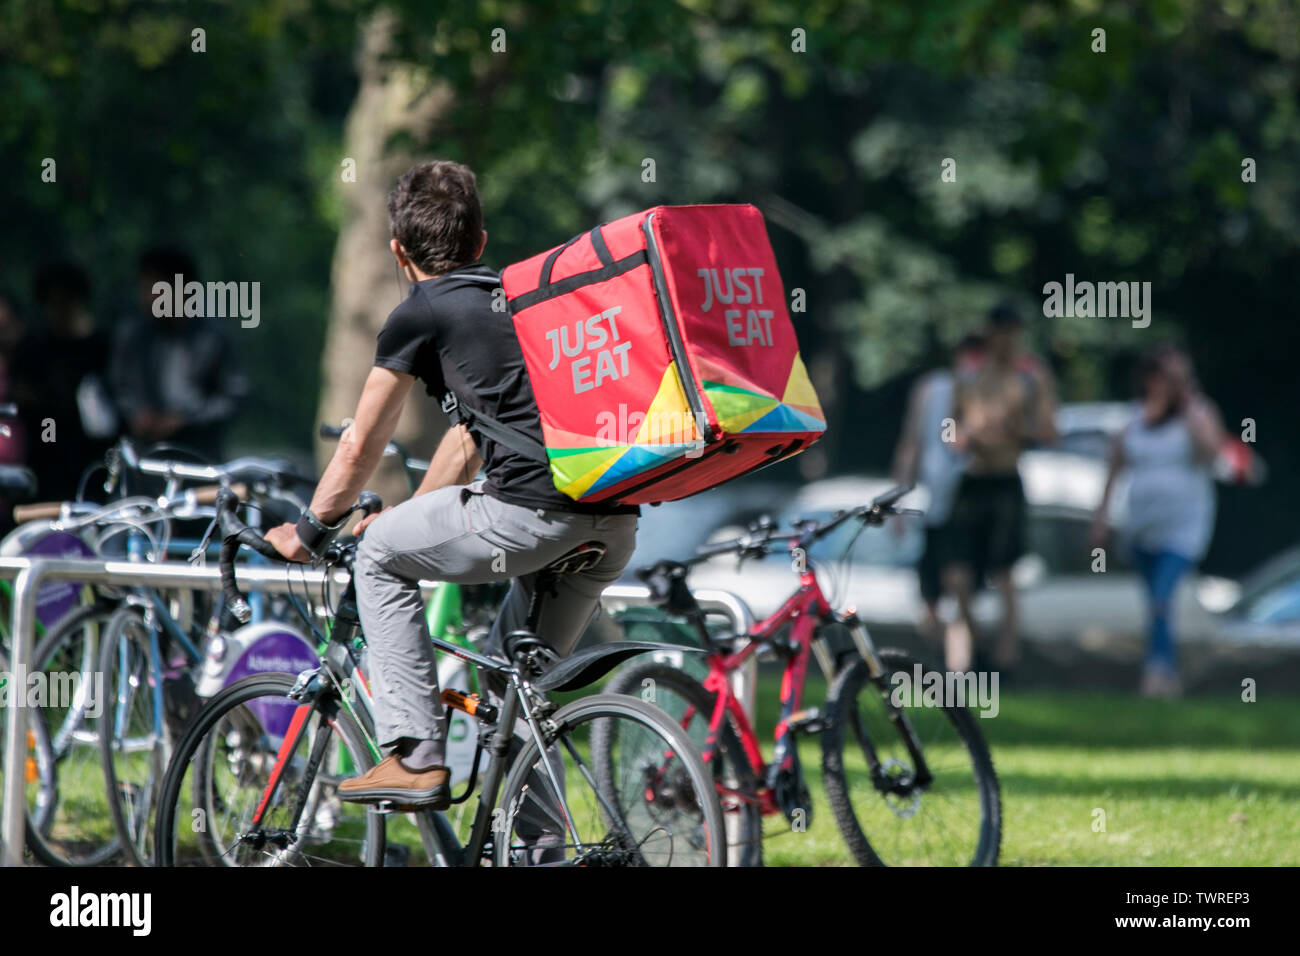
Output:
[605, 485, 1001, 866]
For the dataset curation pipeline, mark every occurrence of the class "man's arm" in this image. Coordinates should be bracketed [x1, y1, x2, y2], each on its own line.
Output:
[414, 424, 482, 496]
[1026, 364, 1059, 445]
[266, 366, 413, 559]
[1185, 395, 1226, 463]
[348, 423, 483, 537]
[1090, 431, 1126, 547]
[310, 367, 414, 520]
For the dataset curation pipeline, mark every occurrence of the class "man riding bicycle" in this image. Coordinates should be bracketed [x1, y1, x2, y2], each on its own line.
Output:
[266, 160, 638, 809]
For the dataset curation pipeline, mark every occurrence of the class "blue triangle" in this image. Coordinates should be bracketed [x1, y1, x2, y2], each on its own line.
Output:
[739, 403, 826, 434]
[587, 445, 684, 494]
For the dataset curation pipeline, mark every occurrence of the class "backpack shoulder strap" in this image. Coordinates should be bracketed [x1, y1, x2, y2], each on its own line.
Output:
[437, 271, 549, 464]
[441, 391, 550, 464]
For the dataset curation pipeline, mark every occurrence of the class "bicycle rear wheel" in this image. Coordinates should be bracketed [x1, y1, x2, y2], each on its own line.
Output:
[154, 674, 385, 866]
[499, 694, 726, 867]
[98, 605, 168, 866]
[822, 650, 1001, 866]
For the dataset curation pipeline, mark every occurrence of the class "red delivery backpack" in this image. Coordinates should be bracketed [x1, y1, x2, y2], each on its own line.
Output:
[454, 204, 826, 506]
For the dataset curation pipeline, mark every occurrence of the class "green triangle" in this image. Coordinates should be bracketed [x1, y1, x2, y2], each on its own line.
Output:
[548, 445, 626, 486]
[548, 445, 627, 459]
[703, 380, 770, 397]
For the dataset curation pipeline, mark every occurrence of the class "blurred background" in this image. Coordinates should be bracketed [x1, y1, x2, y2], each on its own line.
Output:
[1, 0, 1297, 694]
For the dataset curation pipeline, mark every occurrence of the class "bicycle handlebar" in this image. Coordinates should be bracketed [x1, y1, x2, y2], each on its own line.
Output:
[682, 483, 921, 566]
[12, 483, 249, 527]
[215, 488, 285, 624]
[214, 486, 384, 624]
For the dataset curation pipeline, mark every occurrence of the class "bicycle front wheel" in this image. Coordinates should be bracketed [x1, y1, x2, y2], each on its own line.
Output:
[24, 603, 121, 866]
[822, 650, 1001, 866]
[601, 661, 764, 866]
[154, 674, 385, 867]
[498, 694, 726, 867]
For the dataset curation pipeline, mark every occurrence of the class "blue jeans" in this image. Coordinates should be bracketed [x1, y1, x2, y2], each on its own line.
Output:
[1133, 548, 1192, 674]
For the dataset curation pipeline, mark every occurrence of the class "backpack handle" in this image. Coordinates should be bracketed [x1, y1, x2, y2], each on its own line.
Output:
[538, 224, 612, 291]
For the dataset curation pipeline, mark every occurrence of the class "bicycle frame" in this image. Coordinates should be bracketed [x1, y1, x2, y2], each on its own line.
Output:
[243, 577, 585, 867]
[693, 560, 916, 818]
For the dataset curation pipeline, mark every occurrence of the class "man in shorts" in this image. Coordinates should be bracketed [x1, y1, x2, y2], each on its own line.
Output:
[942, 304, 1056, 673]
[892, 333, 986, 641]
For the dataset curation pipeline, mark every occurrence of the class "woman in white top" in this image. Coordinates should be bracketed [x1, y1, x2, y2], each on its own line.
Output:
[1092, 345, 1226, 697]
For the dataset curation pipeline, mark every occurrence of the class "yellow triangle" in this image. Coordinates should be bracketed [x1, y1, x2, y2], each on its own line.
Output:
[557, 449, 626, 499]
[634, 362, 701, 445]
[716, 400, 778, 435]
[782, 353, 821, 411]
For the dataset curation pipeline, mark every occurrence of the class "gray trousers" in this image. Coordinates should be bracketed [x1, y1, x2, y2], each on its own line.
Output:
[354, 479, 638, 749]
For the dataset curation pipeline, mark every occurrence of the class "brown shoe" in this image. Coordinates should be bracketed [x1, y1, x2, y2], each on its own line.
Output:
[337, 755, 451, 809]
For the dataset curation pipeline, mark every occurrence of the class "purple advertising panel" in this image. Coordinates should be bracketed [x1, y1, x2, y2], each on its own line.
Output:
[22, 532, 96, 629]
[224, 630, 319, 741]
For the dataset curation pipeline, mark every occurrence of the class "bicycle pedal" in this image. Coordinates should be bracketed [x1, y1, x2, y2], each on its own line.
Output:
[787, 707, 826, 735]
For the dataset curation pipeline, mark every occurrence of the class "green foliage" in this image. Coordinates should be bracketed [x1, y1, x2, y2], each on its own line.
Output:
[4, 2, 1299, 570]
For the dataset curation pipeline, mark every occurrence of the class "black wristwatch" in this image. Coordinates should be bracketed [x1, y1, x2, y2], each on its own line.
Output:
[295, 508, 345, 559]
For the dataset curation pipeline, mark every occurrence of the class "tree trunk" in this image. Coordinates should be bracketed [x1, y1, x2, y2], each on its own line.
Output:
[316, 11, 454, 507]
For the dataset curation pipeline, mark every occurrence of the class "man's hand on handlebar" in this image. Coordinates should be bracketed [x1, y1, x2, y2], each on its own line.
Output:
[265, 523, 311, 562]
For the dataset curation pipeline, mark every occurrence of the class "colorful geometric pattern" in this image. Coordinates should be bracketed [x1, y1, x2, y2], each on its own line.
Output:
[546, 353, 825, 500]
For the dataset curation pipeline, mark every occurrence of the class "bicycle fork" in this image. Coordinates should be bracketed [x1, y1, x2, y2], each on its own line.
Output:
[836, 609, 934, 792]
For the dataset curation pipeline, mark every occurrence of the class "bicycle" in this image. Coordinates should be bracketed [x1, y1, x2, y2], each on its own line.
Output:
[153, 488, 727, 866]
[602, 484, 1002, 866]
[5, 439, 311, 866]
[1, 479, 242, 866]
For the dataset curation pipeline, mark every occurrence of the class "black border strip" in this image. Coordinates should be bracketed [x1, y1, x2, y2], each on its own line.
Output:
[509, 249, 649, 314]
[640, 212, 714, 442]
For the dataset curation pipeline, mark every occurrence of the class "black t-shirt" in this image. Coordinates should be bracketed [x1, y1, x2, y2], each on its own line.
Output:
[374, 263, 634, 514]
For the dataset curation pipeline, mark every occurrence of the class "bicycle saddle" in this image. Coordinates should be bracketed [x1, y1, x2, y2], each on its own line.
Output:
[540, 541, 607, 577]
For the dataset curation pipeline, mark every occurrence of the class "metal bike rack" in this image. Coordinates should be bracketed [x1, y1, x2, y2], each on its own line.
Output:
[0, 556, 352, 867]
[0, 557, 757, 867]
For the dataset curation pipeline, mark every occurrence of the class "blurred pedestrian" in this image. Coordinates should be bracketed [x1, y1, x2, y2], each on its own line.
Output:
[943, 302, 1058, 674]
[893, 332, 986, 642]
[109, 246, 248, 462]
[1091, 345, 1225, 697]
[10, 262, 115, 499]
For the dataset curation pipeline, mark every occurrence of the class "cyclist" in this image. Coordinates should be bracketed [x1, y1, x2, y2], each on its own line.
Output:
[265, 160, 638, 809]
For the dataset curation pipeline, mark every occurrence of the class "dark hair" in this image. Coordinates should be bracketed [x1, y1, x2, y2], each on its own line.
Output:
[387, 161, 483, 275]
[33, 260, 91, 305]
[138, 245, 197, 282]
[955, 332, 986, 354]
[987, 300, 1022, 328]
[1133, 343, 1186, 395]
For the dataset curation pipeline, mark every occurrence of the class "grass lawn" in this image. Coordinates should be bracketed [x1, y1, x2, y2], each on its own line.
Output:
[11, 664, 1296, 866]
[749, 669, 1300, 866]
